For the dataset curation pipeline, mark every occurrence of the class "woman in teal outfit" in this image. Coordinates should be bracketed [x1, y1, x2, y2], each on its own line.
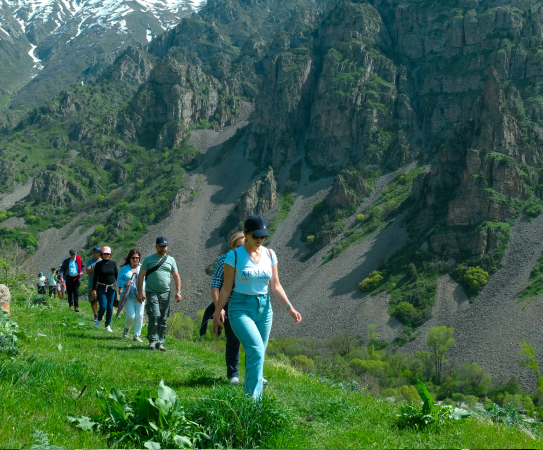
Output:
[213, 214, 302, 399]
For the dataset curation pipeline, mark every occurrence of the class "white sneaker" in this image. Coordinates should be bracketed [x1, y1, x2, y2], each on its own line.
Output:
[122, 328, 129, 338]
[105, 325, 113, 332]
[229, 377, 240, 385]
[133, 335, 143, 342]
[94, 319, 101, 328]
[263, 378, 268, 386]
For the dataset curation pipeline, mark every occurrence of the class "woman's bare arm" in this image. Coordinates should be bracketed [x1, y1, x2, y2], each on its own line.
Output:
[270, 264, 302, 324]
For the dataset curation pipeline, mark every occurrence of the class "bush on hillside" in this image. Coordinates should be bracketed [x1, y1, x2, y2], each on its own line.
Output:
[291, 355, 314, 371]
[463, 266, 489, 293]
[524, 198, 543, 218]
[392, 301, 419, 327]
[359, 270, 385, 292]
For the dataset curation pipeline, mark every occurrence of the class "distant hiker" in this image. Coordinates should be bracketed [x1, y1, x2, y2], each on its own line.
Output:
[60, 249, 85, 312]
[206, 231, 266, 385]
[137, 237, 182, 351]
[213, 215, 302, 399]
[46, 268, 57, 298]
[36, 272, 46, 295]
[56, 268, 65, 299]
[92, 246, 118, 332]
[117, 248, 145, 342]
[86, 246, 102, 321]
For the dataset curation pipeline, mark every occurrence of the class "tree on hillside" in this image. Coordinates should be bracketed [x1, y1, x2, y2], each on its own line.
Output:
[415, 351, 433, 381]
[426, 326, 455, 385]
[368, 324, 379, 357]
[518, 339, 543, 387]
[325, 332, 362, 357]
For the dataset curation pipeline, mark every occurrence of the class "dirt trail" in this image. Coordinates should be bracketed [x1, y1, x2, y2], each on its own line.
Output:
[403, 214, 543, 389]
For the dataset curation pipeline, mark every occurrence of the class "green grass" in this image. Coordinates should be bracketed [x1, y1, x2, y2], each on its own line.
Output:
[520, 254, 543, 302]
[2, 296, 543, 449]
[268, 192, 296, 237]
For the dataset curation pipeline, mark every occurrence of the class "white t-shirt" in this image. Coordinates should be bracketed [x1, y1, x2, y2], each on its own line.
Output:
[224, 246, 277, 295]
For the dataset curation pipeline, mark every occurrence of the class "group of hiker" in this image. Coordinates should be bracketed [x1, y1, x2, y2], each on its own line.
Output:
[36, 267, 65, 299]
[35, 214, 302, 399]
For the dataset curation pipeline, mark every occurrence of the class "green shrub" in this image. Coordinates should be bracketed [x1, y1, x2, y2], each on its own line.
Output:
[392, 302, 419, 326]
[69, 381, 208, 449]
[181, 385, 293, 449]
[463, 266, 489, 293]
[356, 214, 365, 223]
[452, 393, 465, 403]
[359, 271, 384, 292]
[306, 235, 315, 247]
[465, 395, 479, 408]
[524, 396, 535, 417]
[524, 198, 542, 218]
[291, 355, 314, 371]
[168, 312, 196, 341]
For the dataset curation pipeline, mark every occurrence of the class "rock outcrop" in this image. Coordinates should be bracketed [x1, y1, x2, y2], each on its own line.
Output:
[236, 167, 278, 221]
[30, 170, 85, 207]
[0, 284, 10, 315]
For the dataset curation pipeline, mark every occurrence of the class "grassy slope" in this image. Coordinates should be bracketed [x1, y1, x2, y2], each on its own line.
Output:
[1, 300, 541, 449]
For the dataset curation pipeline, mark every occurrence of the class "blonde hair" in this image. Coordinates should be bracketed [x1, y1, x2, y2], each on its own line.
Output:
[229, 231, 245, 250]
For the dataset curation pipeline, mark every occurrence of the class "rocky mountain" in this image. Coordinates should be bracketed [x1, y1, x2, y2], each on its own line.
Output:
[0, 0, 206, 115]
[3, 0, 543, 381]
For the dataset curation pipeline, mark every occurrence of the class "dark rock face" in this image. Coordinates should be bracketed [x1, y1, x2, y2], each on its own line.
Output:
[30, 170, 85, 207]
[236, 166, 278, 221]
[244, 0, 543, 259]
[326, 170, 369, 209]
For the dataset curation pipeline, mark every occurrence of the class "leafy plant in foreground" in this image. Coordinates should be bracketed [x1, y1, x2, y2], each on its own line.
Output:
[0, 311, 24, 355]
[30, 429, 65, 449]
[68, 380, 208, 449]
[396, 381, 470, 430]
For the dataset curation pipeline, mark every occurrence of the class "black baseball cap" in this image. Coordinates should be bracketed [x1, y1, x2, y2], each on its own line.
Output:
[69, 248, 77, 255]
[156, 236, 168, 246]
[244, 215, 270, 237]
[93, 246, 101, 252]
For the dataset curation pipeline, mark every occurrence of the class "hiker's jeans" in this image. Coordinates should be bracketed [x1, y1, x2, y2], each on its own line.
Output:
[125, 296, 145, 336]
[66, 277, 80, 308]
[145, 291, 170, 344]
[97, 285, 115, 327]
[228, 292, 273, 399]
[224, 302, 240, 379]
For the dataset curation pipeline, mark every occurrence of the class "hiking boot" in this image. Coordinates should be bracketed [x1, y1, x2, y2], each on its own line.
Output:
[69, 305, 73, 310]
[263, 378, 268, 386]
[133, 335, 143, 343]
[105, 325, 113, 332]
[122, 328, 129, 338]
[148, 342, 156, 350]
[74, 307, 79, 312]
[158, 344, 166, 352]
[94, 319, 101, 328]
[229, 377, 240, 386]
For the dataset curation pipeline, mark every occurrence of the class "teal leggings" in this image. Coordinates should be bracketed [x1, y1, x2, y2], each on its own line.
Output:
[228, 292, 273, 399]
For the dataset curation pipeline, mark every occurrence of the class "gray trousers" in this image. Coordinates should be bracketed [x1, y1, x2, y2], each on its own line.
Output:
[145, 291, 170, 344]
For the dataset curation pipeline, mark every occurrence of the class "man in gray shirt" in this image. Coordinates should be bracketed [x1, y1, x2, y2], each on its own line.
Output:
[137, 237, 182, 351]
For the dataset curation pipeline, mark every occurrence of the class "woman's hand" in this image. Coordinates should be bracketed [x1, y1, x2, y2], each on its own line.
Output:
[125, 280, 133, 288]
[213, 312, 223, 337]
[288, 307, 302, 324]
[92, 290, 97, 299]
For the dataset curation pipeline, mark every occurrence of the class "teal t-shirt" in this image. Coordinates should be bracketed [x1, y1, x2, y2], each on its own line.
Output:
[141, 254, 178, 293]
[86, 257, 101, 287]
